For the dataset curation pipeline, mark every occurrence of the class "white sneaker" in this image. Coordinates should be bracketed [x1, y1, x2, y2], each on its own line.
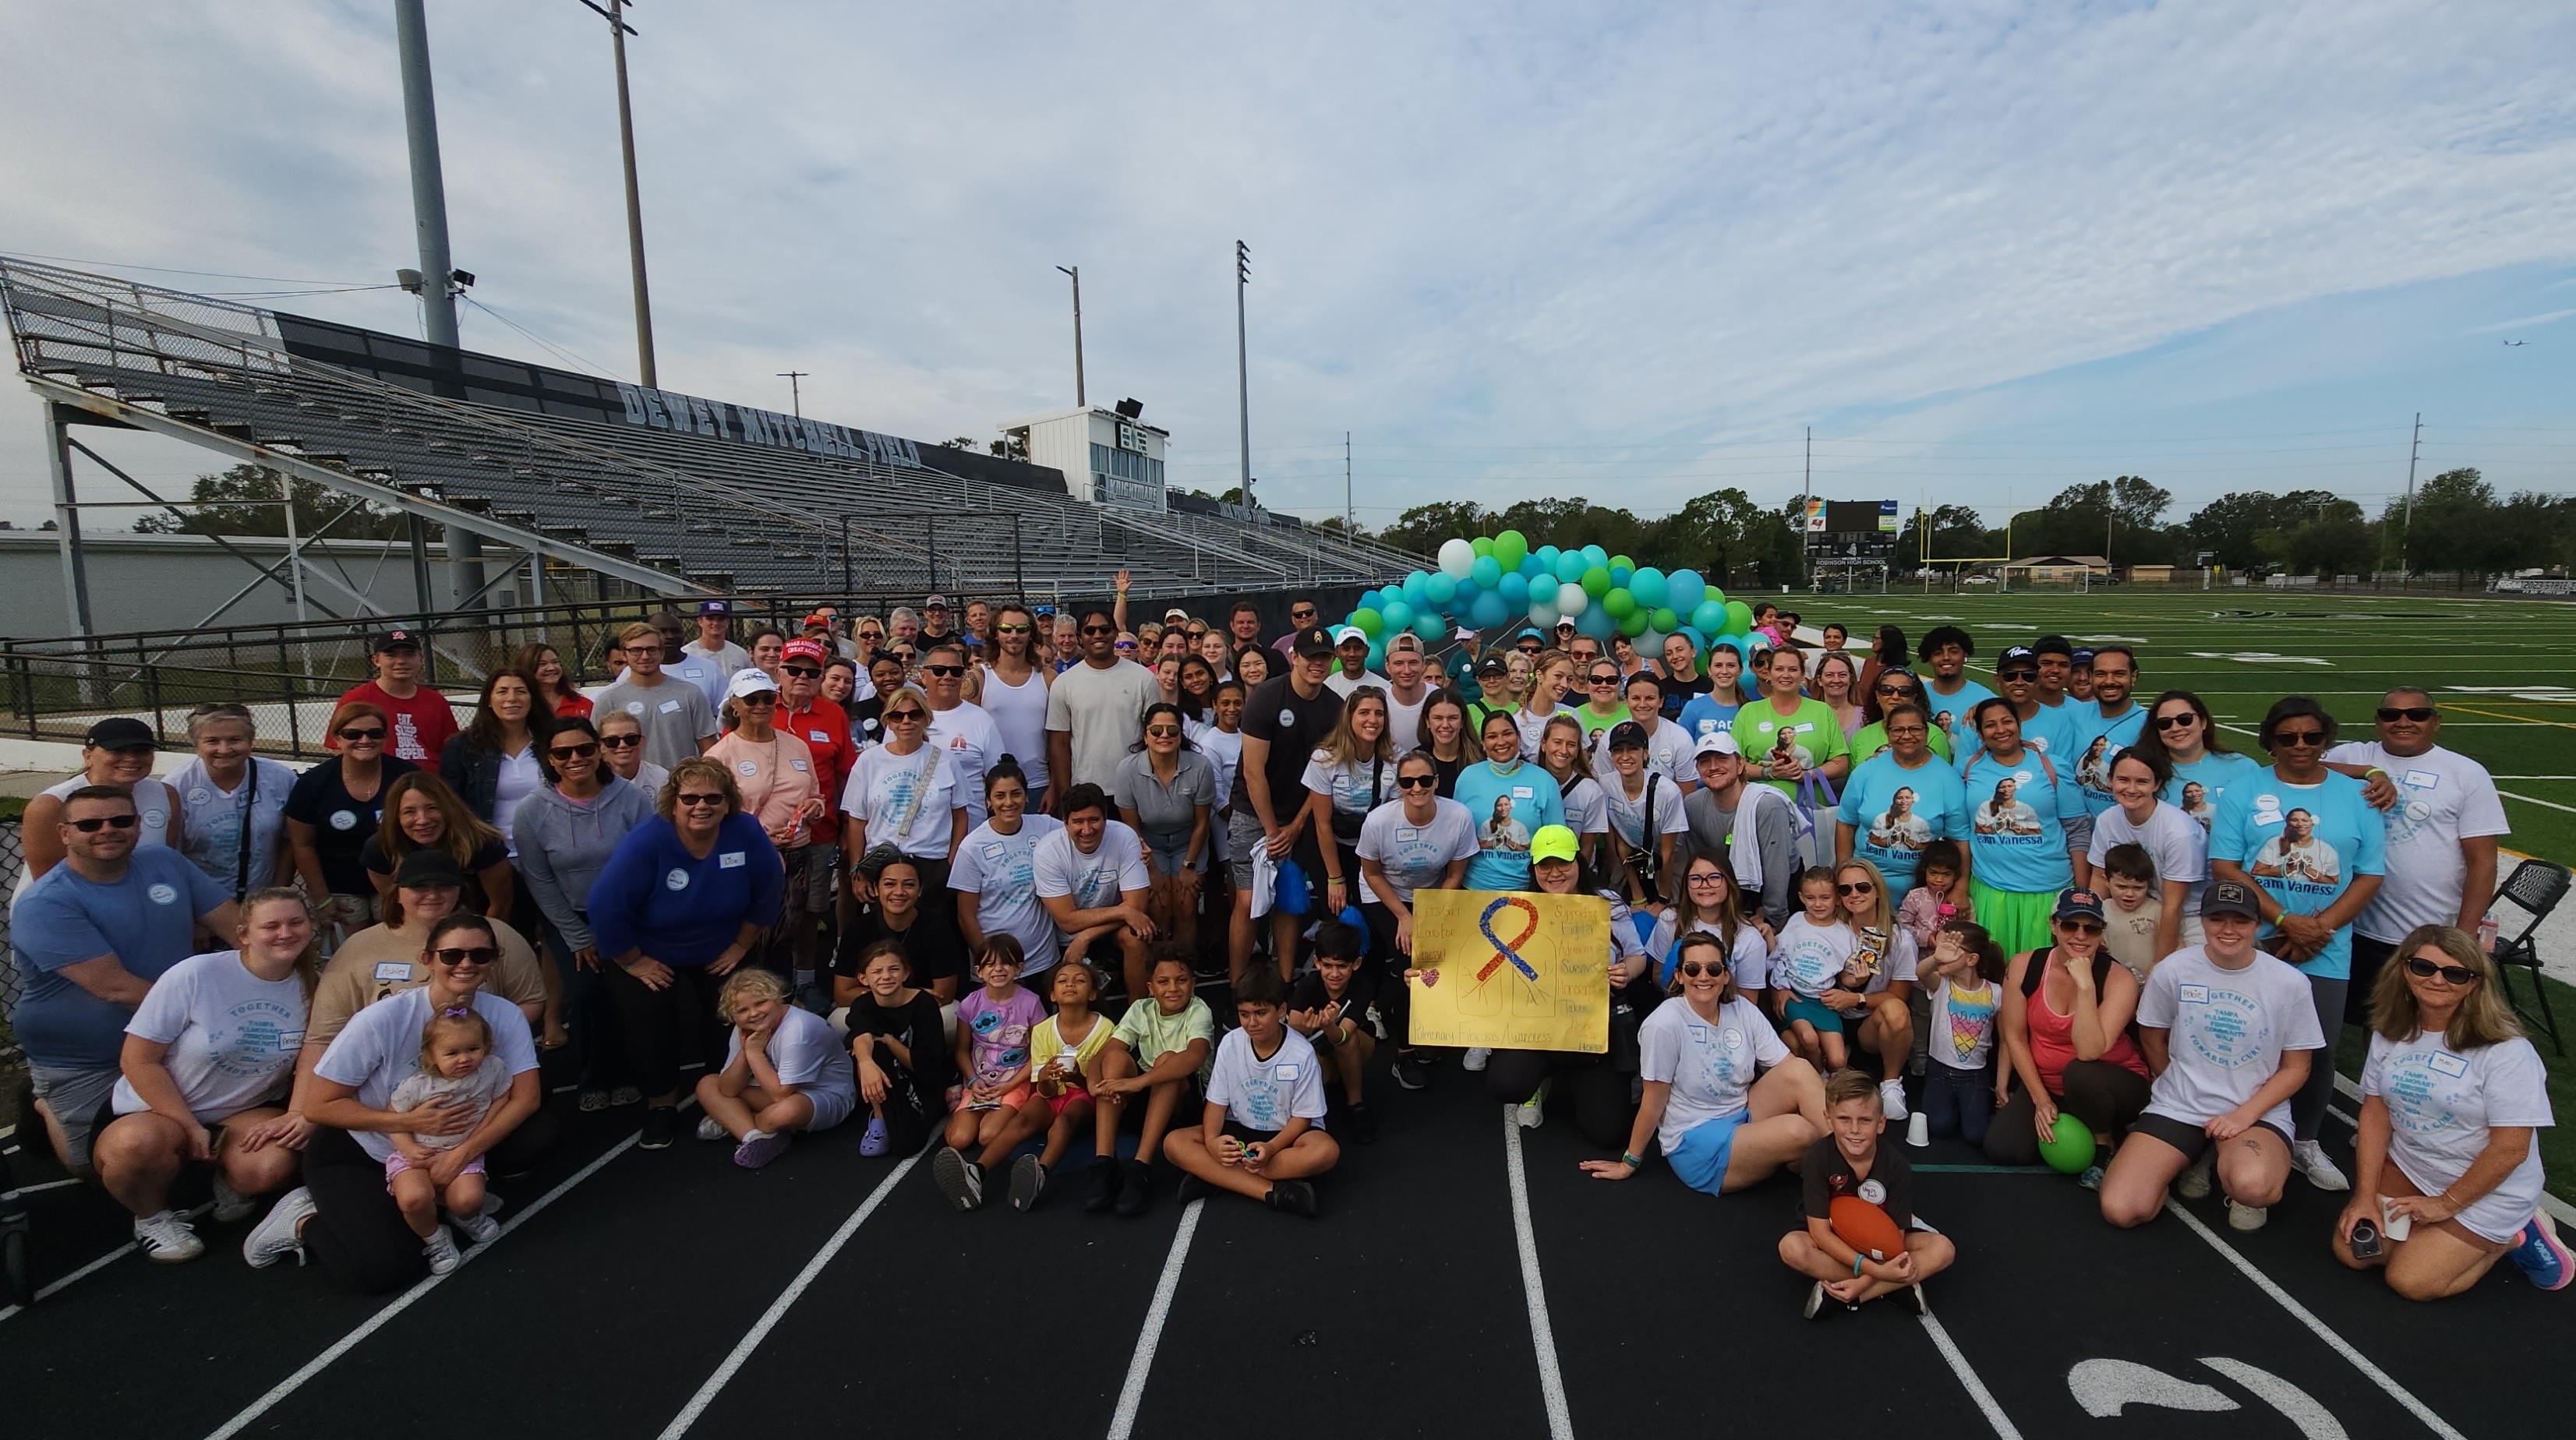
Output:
[209, 1174, 257, 1225]
[242, 1186, 316, 1269]
[422, 1226, 461, 1276]
[133, 1209, 204, 1264]
[451, 1195, 504, 1246]
[2173, 1149, 2215, 1201]
[2293, 1140, 2351, 1192]
[1462, 1047, 1492, 1073]
[1515, 1083, 1548, 1129]
[696, 1115, 731, 1142]
[1878, 1079, 1910, 1122]
[2227, 1199, 2269, 1233]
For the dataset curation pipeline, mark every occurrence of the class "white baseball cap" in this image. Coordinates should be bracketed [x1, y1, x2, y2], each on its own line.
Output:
[1693, 732, 1743, 759]
[726, 667, 781, 701]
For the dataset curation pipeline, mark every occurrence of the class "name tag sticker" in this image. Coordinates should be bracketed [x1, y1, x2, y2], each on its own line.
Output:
[2429, 1050, 2470, 1078]
[1396, 827, 1419, 842]
[2405, 769, 2439, 789]
[790, 758, 810, 771]
[373, 961, 412, 983]
[1274, 1064, 1301, 1082]
[1687, 1023, 1709, 1044]
[719, 850, 747, 869]
[2253, 811, 2283, 828]
[809, 730, 829, 743]
[276, 1029, 303, 1053]
[1512, 786, 1534, 799]
[982, 842, 1007, 859]
[658, 699, 683, 714]
[2178, 983, 2211, 1005]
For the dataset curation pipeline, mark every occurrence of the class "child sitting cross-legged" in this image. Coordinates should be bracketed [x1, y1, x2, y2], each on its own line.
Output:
[694, 968, 859, 1170]
[1004, 961, 1117, 1212]
[932, 936, 1048, 1211]
[1286, 919, 1380, 1143]
[1086, 945, 1217, 1217]
[844, 940, 953, 1158]
[1163, 965, 1340, 1218]
[1778, 1068, 1957, 1318]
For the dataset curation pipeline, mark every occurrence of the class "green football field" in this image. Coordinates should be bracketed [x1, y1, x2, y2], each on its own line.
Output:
[1799, 587, 2576, 866]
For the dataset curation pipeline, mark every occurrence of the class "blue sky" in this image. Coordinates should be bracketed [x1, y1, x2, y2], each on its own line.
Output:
[0, 1, 2570, 533]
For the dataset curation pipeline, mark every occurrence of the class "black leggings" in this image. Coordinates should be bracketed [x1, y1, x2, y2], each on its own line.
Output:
[302, 1113, 557, 1294]
[1983, 1058, 2151, 1166]
[606, 962, 729, 1103]
[1484, 1050, 1636, 1149]
[1360, 905, 1415, 1048]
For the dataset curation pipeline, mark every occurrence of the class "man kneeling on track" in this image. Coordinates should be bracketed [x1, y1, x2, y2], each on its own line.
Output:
[1778, 1068, 1956, 1317]
[1163, 965, 1338, 1217]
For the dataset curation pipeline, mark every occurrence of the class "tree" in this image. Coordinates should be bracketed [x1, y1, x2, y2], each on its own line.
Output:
[940, 436, 979, 450]
[1379, 501, 1490, 556]
[1654, 487, 1776, 587]
[133, 464, 406, 539]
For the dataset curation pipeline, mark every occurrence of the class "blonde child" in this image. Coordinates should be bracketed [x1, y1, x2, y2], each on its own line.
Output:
[1895, 838, 1970, 952]
[1916, 921, 2007, 1145]
[932, 936, 1046, 1210]
[695, 969, 857, 1170]
[1005, 962, 1116, 1212]
[1770, 867, 1858, 1071]
[387, 1008, 513, 1274]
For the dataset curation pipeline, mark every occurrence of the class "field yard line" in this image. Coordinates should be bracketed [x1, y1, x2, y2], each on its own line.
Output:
[2501, 790, 2576, 816]
[1919, 1311, 2026, 1440]
[2167, 1202, 2467, 1440]
[1104, 1195, 1206, 1440]
[204, 1131, 641, 1440]
[658, 1144, 926, 1440]
[1504, 1110, 1578, 1440]
[2448, 703, 2576, 732]
[0, 1198, 216, 1325]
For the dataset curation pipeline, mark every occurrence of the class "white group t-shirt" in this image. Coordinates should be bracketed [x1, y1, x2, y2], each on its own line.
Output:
[1032, 821, 1152, 916]
[387, 1058, 516, 1151]
[924, 701, 1006, 829]
[2321, 742, 2511, 941]
[1601, 771, 1691, 854]
[2137, 947, 2326, 1137]
[1324, 668, 1390, 700]
[2087, 799, 2210, 917]
[169, 758, 296, 895]
[1639, 995, 1789, 1152]
[1302, 751, 1398, 824]
[1593, 721, 1697, 792]
[314, 987, 539, 1163]
[840, 743, 960, 859]
[723, 1005, 858, 1124]
[1769, 914, 1857, 1000]
[1557, 774, 1609, 837]
[1206, 1025, 1329, 1132]
[1355, 798, 1479, 904]
[111, 950, 307, 1123]
[949, 815, 1068, 973]
[2362, 1027, 2553, 1244]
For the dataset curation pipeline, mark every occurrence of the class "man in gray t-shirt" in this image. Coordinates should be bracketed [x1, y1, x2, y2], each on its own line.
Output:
[595, 625, 719, 770]
[1675, 736, 1800, 927]
[1044, 609, 1162, 800]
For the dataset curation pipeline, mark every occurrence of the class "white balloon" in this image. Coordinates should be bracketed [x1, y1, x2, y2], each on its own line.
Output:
[1556, 581, 1589, 618]
[1526, 597, 1559, 629]
[1437, 538, 1475, 580]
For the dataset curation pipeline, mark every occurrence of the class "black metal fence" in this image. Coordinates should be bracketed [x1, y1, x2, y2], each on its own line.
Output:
[2, 821, 23, 1089]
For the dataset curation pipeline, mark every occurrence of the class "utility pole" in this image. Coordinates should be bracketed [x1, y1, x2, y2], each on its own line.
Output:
[1055, 264, 1084, 408]
[581, 0, 658, 387]
[393, 0, 484, 612]
[778, 371, 807, 419]
[1345, 432, 1353, 531]
[1235, 241, 1252, 512]
[2399, 411, 2422, 578]
[1800, 425, 1812, 588]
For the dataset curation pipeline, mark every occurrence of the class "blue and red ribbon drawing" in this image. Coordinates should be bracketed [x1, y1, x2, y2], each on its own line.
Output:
[1474, 895, 1542, 985]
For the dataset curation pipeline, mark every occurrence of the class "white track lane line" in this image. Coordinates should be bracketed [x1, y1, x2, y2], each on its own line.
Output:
[1917, 1310, 2026, 1440]
[656, 1144, 927, 1440]
[0, 1198, 216, 1325]
[1106, 1195, 1207, 1440]
[2166, 1202, 2467, 1440]
[1503, 1110, 1577, 1440]
[203, 1132, 640, 1440]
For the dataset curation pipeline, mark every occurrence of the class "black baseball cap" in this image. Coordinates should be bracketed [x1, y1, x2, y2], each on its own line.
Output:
[2054, 888, 2106, 923]
[372, 627, 422, 653]
[1292, 626, 1336, 658]
[1998, 645, 2038, 672]
[1607, 721, 1649, 751]
[695, 599, 730, 616]
[1475, 655, 1510, 678]
[2200, 881, 2263, 921]
[392, 849, 468, 889]
[85, 716, 155, 750]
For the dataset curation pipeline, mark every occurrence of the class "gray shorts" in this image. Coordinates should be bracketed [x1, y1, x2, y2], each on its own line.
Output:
[29, 1061, 122, 1170]
[799, 841, 840, 914]
[1228, 809, 1268, 889]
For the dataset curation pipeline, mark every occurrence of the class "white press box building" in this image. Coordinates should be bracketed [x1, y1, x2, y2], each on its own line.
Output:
[1002, 404, 1171, 514]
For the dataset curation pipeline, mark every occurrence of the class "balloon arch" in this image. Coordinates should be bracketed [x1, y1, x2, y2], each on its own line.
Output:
[1345, 529, 1758, 669]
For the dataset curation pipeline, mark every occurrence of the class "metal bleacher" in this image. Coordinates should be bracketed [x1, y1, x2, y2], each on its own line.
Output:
[0, 256, 1421, 599]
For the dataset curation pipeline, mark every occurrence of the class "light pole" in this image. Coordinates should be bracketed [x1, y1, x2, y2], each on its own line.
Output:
[1235, 241, 1252, 511]
[778, 370, 807, 419]
[392, 0, 485, 612]
[1055, 264, 1084, 408]
[578, 0, 658, 386]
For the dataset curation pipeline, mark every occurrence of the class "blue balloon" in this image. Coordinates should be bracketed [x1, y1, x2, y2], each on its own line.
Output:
[1631, 566, 1667, 608]
[1553, 550, 1588, 583]
[1425, 573, 1458, 605]
[1610, 565, 1633, 588]
[1576, 605, 1617, 641]
[1404, 570, 1430, 599]
[1668, 568, 1705, 614]
[1691, 598, 1727, 634]
[1412, 610, 1445, 642]
[1366, 641, 1386, 670]
[1382, 598, 1413, 631]
[1497, 572, 1530, 609]
[1470, 590, 1509, 628]
[1519, 553, 1547, 578]
[1582, 544, 1610, 569]
[1471, 555, 1502, 588]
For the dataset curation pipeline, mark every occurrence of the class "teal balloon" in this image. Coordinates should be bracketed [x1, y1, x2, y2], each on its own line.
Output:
[1610, 566, 1632, 590]
[1425, 573, 1458, 605]
[1415, 611, 1447, 640]
[1470, 591, 1509, 628]
[1666, 569, 1704, 613]
[1582, 544, 1610, 568]
[1366, 641, 1387, 670]
[1691, 599, 1727, 634]
[1498, 572, 1530, 608]
[1403, 570, 1430, 599]
[1602, 588, 1635, 619]
[1554, 551, 1588, 584]
[1650, 606, 1680, 634]
[1519, 554, 1547, 578]
[1630, 567, 1668, 608]
[1581, 566, 1613, 598]
[1617, 608, 1649, 639]
[1576, 605, 1617, 641]
[1680, 626, 1709, 654]
[1535, 544, 1561, 571]
[1471, 535, 1494, 558]
[1352, 607, 1383, 636]
[1494, 530, 1529, 569]
[1471, 555, 1502, 588]
[1724, 600, 1754, 634]
[1382, 598, 1414, 631]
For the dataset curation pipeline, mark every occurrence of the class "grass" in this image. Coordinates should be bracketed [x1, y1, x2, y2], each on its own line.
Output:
[2336, 971, 2576, 1206]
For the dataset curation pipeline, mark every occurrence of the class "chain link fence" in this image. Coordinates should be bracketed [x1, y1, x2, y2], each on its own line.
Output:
[2, 820, 24, 1099]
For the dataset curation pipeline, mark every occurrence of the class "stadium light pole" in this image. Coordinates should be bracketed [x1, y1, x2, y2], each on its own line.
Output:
[393, 0, 486, 616]
[1235, 241, 1252, 512]
[1056, 265, 1084, 408]
[580, 0, 659, 388]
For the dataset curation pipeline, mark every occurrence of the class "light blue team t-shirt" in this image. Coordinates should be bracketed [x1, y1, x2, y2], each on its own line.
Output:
[1839, 752, 1970, 902]
[1676, 694, 1740, 743]
[1955, 701, 2078, 775]
[2207, 767, 2387, 981]
[2068, 704, 2148, 817]
[2164, 750, 2261, 834]
[1921, 678, 1998, 747]
[1957, 748, 2083, 895]
[1452, 760, 1566, 891]
[9, 850, 233, 1068]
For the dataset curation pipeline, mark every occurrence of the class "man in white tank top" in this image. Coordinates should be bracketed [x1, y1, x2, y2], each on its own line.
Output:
[980, 602, 1054, 809]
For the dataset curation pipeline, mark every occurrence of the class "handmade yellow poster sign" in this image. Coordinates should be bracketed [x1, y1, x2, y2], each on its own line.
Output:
[1406, 889, 1610, 1054]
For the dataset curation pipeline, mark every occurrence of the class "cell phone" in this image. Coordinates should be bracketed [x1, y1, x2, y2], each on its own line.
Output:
[2348, 1219, 2383, 1260]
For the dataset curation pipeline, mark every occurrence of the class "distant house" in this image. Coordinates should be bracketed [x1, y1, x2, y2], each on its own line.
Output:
[2002, 554, 2111, 583]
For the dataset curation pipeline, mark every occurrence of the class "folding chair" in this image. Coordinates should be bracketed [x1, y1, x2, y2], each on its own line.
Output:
[2489, 859, 2571, 1057]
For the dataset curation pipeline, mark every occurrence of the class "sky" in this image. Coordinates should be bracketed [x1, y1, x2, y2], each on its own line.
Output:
[1, 0, 2571, 538]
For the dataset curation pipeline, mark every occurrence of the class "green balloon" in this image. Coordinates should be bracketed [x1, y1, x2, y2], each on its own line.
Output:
[1602, 588, 1635, 619]
[1352, 607, 1382, 635]
[1472, 535, 1494, 558]
[1581, 565, 1613, 598]
[1610, 554, 1634, 574]
[1494, 529, 1529, 568]
[1650, 606, 1680, 633]
[1705, 586, 1727, 612]
[1725, 599, 1754, 634]
[1617, 608, 1650, 638]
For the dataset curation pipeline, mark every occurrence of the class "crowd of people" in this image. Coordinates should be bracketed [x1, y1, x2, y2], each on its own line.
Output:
[6, 581, 2567, 1311]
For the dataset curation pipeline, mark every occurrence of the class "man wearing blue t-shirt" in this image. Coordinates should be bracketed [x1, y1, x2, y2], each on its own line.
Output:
[2068, 646, 2147, 821]
[1917, 626, 1995, 748]
[11, 785, 238, 1173]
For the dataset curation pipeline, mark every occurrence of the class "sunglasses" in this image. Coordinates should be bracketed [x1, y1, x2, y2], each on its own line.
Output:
[675, 792, 727, 807]
[1080, 623, 1118, 637]
[996, 624, 1032, 634]
[338, 726, 387, 741]
[599, 733, 642, 748]
[783, 665, 822, 679]
[69, 813, 140, 832]
[737, 693, 777, 705]
[429, 947, 499, 967]
[2270, 729, 2327, 746]
[1292, 610, 1317, 619]
[1395, 774, 1439, 790]
[2378, 706, 2436, 723]
[923, 664, 965, 678]
[1997, 669, 2038, 683]
[1874, 684, 1912, 696]
[2154, 711, 2200, 730]
[1115, 642, 1137, 652]
[2405, 956, 2479, 985]
[2058, 919, 2106, 935]
[884, 710, 926, 723]
[1836, 881, 1875, 895]
[1515, 643, 1543, 655]
[549, 743, 600, 761]
[1676, 959, 1729, 979]
[1145, 725, 1182, 738]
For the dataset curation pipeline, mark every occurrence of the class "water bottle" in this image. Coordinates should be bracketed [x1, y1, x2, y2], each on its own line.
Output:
[2477, 914, 2500, 955]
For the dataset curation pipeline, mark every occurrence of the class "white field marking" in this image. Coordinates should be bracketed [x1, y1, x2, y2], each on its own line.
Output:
[1921, 1310, 2027, 1439]
[5, 1177, 84, 1197]
[659, 1144, 927, 1440]
[0, 1199, 216, 1325]
[1106, 1195, 1207, 1440]
[2198, 1357, 2351, 1439]
[2501, 791, 2576, 815]
[1503, 1110, 1577, 1440]
[2166, 1202, 2467, 1440]
[204, 1127, 645, 1438]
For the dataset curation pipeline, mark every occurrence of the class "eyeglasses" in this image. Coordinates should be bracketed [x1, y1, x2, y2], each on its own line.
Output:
[338, 726, 387, 741]
[883, 710, 925, 723]
[68, 813, 140, 832]
[1836, 881, 1875, 895]
[429, 947, 499, 967]
[1145, 725, 1182, 738]
[1395, 774, 1439, 790]
[2270, 728, 2327, 746]
[1685, 872, 1727, 887]
[624, 645, 663, 657]
[1081, 623, 1117, 636]
[675, 792, 727, 808]
[1677, 960, 1729, 979]
[2377, 706, 2436, 723]
[549, 743, 600, 761]
[2405, 955, 2479, 985]
[1589, 674, 1620, 686]
[782, 665, 822, 679]
[923, 664, 965, 678]
[2154, 712, 2200, 730]
[599, 733, 642, 748]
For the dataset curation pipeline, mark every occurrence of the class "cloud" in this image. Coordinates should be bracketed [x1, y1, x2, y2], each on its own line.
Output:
[2466, 309, 2576, 334]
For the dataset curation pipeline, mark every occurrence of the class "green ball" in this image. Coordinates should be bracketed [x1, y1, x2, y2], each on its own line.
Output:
[1581, 565, 1613, 598]
[2039, 1114, 2097, 1175]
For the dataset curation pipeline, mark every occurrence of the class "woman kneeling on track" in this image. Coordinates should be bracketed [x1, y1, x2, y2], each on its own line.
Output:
[1581, 930, 1825, 1193]
[1988, 888, 2152, 1178]
[1163, 965, 1338, 1217]
[2100, 881, 2324, 1232]
[693, 969, 857, 1170]
[2334, 926, 2570, 1297]
[94, 888, 319, 1263]
[242, 913, 549, 1291]
[1778, 1068, 1955, 1318]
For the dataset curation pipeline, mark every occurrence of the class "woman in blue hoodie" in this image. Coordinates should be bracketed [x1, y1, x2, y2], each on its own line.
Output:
[588, 756, 784, 1150]
[513, 715, 658, 1113]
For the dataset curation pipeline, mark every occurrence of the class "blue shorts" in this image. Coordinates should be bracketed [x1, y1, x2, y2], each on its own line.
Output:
[1781, 995, 1844, 1034]
[1666, 1110, 1747, 1196]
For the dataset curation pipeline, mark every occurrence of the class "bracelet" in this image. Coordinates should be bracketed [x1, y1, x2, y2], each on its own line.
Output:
[1853, 1254, 1865, 1276]
[1620, 1151, 1644, 1167]
[2365, 766, 2388, 778]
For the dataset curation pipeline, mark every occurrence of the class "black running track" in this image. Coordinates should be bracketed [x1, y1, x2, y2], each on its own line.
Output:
[4, 1051, 2570, 1440]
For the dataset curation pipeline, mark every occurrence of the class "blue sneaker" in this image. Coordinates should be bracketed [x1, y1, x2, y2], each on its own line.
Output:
[857, 1117, 889, 1157]
[2511, 1214, 2573, 1291]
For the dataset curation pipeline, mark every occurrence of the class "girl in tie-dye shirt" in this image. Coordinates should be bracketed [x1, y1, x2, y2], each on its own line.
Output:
[1916, 920, 2007, 1147]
